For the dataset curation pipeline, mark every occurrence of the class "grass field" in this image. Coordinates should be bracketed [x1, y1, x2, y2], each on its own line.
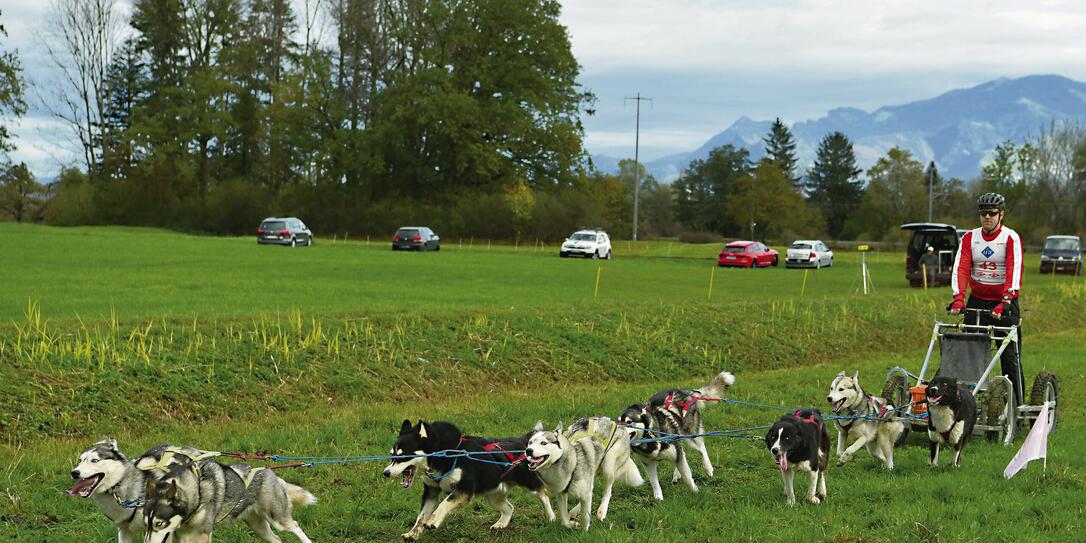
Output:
[2, 224, 1084, 542]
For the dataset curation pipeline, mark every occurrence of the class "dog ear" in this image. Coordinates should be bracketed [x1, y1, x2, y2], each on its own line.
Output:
[831, 371, 845, 388]
[852, 371, 859, 385]
[165, 480, 177, 500]
[533, 420, 544, 432]
[418, 422, 428, 439]
[145, 477, 156, 499]
[555, 421, 563, 434]
[400, 419, 412, 432]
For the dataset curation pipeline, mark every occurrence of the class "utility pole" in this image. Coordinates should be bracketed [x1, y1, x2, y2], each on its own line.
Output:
[926, 161, 937, 222]
[625, 93, 652, 241]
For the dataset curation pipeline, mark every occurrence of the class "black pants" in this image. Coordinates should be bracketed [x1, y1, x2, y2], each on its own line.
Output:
[966, 296, 1024, 404]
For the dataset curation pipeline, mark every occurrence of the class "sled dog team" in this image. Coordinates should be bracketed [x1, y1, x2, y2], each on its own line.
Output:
[69, 370, 979, 541]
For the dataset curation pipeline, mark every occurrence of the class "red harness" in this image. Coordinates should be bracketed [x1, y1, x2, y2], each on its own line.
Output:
[663, 394, 722, 420]
[482, 442, 525, 466]
[791, 409, 824, 431]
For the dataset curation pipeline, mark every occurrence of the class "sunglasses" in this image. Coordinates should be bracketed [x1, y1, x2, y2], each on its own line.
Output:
[979, 210, 1002, 217]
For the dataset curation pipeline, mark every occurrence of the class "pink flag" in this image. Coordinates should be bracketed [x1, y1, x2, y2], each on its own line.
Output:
[1004, 402, 1050, 479]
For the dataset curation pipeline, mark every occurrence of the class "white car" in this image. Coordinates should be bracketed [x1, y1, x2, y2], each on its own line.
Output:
[785, 240, 833, 268]
[560, 230, 612, 259]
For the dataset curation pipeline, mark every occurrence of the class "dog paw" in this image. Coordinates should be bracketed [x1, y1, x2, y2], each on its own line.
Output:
[808, 496, 821, 505]
[652, 491, 664, 501]
[561, 519, 577, 529]
[836, 454, 851, 466]
[489, 521, 510, 530]
[705, 467, 714, 478]
[402, 531, 420, 542]
[786, 498, 796, 507]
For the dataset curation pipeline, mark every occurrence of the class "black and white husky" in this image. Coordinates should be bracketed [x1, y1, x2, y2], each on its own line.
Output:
[524, 417, 643, 531]
[142, 455, 317, 543]
[925, 376, 978, 468]
[765, 409, 830, 506]
[383, 420, 554, 541]
[617, 371, 734, 499]
[826, 371, 908, 470]
[68, 440, 211, 543]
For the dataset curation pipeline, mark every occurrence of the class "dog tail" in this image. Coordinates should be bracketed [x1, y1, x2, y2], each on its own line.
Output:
[286, 483, 318, 507]
[702, 371, 736, 399]
[617, 458, 644, 487]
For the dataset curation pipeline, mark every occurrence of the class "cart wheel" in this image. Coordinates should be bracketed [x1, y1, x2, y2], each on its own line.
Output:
[1029, 371, 1059, 432]
[881, 374, 909, 412]
[986, 378, 1017, 446]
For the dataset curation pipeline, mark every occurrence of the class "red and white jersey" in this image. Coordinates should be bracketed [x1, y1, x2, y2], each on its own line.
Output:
[951, 225, 1023, 301]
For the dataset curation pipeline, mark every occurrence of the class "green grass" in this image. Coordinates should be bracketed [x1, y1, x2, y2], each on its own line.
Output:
[1, 222, 991, 323]
[2, 224, 1085, 542]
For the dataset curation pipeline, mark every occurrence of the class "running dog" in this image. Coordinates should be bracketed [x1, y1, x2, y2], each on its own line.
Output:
[765, 409, 829, 506]
[142, 455, 317, 543]
[826, 371, 908, 470]
[68, 440, 211, 543]
[617, 371, 735, 499]
[925, 376, 978, 468]
[382, 420, 554, 541]
[524, 417, 643, 531]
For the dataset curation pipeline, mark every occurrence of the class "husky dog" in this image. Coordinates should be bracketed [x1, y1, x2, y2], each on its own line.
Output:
[524, 417, 643, 531]
[618, 371, 734, 500]
[765, 409, 829, 506]
[826, 371, 908, 470]
[68, 440, 211, 543]
[925, 376, 978, 468]
[143, 456, 316, 543]
[383, 420, 554, 542]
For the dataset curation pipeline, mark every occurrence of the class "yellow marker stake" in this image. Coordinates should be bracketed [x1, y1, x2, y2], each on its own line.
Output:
[708, 266, 716, 300]
[801, 269, 809, 296]
[922, 263, 928, 290]
[594, 267, 603, 300]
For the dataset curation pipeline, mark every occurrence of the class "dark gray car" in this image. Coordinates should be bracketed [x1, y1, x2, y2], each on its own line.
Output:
[392, 226, 441, 251]
[257, 217, 313, 247]
[1040, 235, 1082, 275]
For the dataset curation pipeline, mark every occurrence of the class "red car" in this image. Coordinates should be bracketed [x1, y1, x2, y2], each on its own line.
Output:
[718, 241, 779, 268]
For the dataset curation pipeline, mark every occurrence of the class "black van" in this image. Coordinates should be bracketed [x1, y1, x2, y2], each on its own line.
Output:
[901, 223, 961, 287]
[1040, 235, 1082, 275]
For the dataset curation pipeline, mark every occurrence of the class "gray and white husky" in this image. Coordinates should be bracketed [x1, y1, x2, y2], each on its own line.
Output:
[68, 440, 211, 543]
[143, 456, 317, 543]
[826, 371, 908, 470]
[524, 417, 643, 531]
[617, 371, 734, 500]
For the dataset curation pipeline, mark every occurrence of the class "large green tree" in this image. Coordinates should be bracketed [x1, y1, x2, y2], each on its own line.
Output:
[763, 117, 799, 189]
[0, 163, 44, 222]
[674, 145, 752, 235]
[805, 131, 862, 238]
[845, 147, 927, 240]
[0, 9, 25, 155]
[726, 160, 809, 240]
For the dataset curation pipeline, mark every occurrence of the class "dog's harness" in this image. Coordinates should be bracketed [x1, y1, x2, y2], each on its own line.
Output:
[662, 393, 722, 422]
[791, 410, 824, 431]
[482, 441, 526, 478]
[426, 436, 465, 481]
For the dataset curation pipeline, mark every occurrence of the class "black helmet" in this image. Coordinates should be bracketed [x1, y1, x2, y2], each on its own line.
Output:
[977, 192, 1005, 210]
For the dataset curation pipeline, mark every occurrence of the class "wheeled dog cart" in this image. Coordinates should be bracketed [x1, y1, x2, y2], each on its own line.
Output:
[882, 309, 1058, 446]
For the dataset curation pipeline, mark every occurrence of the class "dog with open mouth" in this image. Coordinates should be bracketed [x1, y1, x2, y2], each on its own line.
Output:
[826, 371, 908, 470]
[383, 420, 553, 541]
[524, 417, 642, 531]
[765, 409, 829, 506]
[68, 440, 210, 543]
[925, 376, 978, 467]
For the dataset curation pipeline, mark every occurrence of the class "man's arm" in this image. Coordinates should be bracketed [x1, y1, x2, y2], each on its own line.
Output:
[950, 231, 973, 311]
[1005, 229, 1023, 298]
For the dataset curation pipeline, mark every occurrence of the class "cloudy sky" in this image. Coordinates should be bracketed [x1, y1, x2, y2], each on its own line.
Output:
[5, 0, 1086, 176]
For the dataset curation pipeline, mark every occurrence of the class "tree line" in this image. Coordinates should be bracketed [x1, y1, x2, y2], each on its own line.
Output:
[2, 4, 1086, 245]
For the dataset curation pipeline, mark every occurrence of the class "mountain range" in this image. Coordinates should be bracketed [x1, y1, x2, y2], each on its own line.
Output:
[591, 75, 1086, 182]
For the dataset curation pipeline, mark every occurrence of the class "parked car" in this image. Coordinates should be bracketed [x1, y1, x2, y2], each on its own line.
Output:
[785, 239, 834, 268]
[718, 241, 778, 268]
[1040, 235, 1082, 275]
[901, 222, 959, 286]
[392, 226, 441, 251]
[560, 229, 612, 259]
[256, 217, 313, 247]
